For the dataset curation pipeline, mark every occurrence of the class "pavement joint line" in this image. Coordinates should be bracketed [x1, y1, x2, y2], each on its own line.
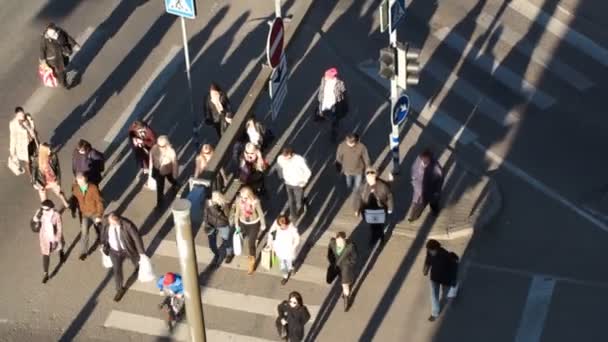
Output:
[472, 141, 608, 233]
[514, 276, 555, 342]
[470, 262, 608, 289]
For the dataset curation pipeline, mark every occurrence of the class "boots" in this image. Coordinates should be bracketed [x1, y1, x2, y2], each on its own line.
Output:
[247, 256, 256, 275]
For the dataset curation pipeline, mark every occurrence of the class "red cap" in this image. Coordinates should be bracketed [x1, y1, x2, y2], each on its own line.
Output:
[163, 272, 175, 285]
[324, 67, 338, 78]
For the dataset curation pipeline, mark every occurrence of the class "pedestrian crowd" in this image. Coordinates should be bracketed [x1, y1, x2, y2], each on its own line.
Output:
[8, 23, 460, 340]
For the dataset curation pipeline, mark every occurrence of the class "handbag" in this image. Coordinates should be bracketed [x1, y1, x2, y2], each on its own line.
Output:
[101, 250, 113, 268]
[364, 209, 386, 224]
[38, 63, 58, 88]
[325, 264, 340, 284]
[8, 156, 24, 176]
[30, 209, 44, 233]
[138, 255, 156, 282]
[145, 154, 157, 191]
[260, 245, 272, 271]
[232, 231, 243, 256]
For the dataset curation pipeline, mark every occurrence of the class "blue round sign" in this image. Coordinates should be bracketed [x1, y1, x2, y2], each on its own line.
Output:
[392, 94, 410, 126]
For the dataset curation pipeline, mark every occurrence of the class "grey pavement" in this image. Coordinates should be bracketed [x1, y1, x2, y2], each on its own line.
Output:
[1, 0, 608, 341]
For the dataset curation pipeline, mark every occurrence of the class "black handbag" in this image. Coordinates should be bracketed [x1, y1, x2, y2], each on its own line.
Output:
[326, 264, 340, 284]
[30, 209, 44, 233]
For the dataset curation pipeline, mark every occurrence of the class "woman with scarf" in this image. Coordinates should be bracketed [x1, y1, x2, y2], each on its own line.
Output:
[232, 186, 266, 274]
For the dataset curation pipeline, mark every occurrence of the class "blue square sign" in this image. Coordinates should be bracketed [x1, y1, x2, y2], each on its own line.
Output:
[390, 0, 405, 32]
[165, 0, 197, 19]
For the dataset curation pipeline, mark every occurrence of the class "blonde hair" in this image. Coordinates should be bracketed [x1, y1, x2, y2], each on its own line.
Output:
[210, 191, 226, 206]
[157, 135, 170, 147]
[199, 144, 214, 157]
[38, 143, 52, 170]
[239, 186, 257, 201]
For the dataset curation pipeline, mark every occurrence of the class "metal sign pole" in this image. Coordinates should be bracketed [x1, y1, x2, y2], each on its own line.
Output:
[388, 0, 400, 175]
[172, 198, 206, 342]
[275, 0, 282, 18]
[180, 17, 199, 151]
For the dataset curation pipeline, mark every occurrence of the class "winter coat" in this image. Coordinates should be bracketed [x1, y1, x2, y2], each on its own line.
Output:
[335, 141, 370, 176]
[39, 29, 77, 70]
[276, 301, 311, 341]
[150, 144, 178, 178]
[100, 217, 145, 258]
[72, 148, 104, 184]
[276, 154, 311, 187]
[354, 179, 394, 213]
[233, 197, 266, 229]
[35, 208, 63, 256]
[317, 76, 348, 118]
[411, 157, 444, 204]
[31, 152, 61, 187]
[269, 222, 300, 261]
[204, 92, 233, 125]
[156, 274, 184, 295]
[71, 182, 104, 218]
[327, 239, 358, 284]
[9, 116, 37, 161]
[203, 202, 230, 233]
[423, 247, 459, 286]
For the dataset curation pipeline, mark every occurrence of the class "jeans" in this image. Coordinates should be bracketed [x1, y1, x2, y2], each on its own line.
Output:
[344, 174, 362, 191]
[207, 225, 232, 257]
[430, 280, 450, 317]
[80, 215, 99, 255]
[286, 184, 304, 219]
[279, 257, 294, 278]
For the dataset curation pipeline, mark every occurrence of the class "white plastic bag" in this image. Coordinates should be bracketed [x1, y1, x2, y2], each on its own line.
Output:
[7, 156, 24, 176]
[145, 175, 157, 191]
[260, 245, 272, 270]
[447, 284, 459, 298]
[101, 251, 113, 268]
[138, 254, 156, 282]
[233, 232, 243, 256]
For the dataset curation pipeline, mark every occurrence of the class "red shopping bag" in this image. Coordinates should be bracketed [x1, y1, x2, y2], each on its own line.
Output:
[38, 63, 58, 88]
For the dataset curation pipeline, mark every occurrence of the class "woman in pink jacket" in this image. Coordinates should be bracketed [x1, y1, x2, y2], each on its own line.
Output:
[32, 199, 65, 284]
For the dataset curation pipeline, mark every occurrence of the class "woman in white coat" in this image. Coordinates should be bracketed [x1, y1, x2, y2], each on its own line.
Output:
[268, 215, 300, 285]
[9, 107, 38, 175]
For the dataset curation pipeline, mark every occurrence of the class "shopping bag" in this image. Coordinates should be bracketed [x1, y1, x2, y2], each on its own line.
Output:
[447, 284, 459, 298]
[101, 251, 113, 268]
[38, 63, 58, 88]
[364, 209, 386, 224]
[260, 245, 272, 271]
[7, 156, 24, 176]
[138, 255, 156, 282]
[233, 232, 243, 256]
[145, 174, 157, 191]
[272, 251, 280, 268]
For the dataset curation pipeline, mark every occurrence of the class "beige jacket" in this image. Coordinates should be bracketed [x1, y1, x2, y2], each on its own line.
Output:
[150, 144, 178, 178]
[9, 117, 37, 161]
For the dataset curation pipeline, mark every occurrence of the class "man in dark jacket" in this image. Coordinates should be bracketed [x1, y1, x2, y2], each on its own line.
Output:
[39, 23, 80, 88]
[409, 149, 443, 222]
[335, 133, 371, 192]
[100, 212, 146, 301]
[71, 173, 104, 261]
[72, 139, 105, 185]
[354, 168, 394, 246]
[423, 239, 459, 321]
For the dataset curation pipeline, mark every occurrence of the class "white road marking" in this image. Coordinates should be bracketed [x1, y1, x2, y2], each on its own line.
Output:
[129, 281, 319, 320]
[472, 141, 608, 233]
[104, 310, 275, 341]
[514, 276, 555, 342]
[154, 240, 329, 286]
[103, 45, 181, 144]
[433, 27, 555, 109]
[475, 12, 593, 91]
[508, 0, 608, 67]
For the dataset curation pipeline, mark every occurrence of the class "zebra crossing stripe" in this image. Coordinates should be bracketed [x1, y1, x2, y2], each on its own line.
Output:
[104, 310, 275, 341]
[129, 281, 319, 320]
[154, 240, 329, 286]
[475, 11, 593, 91]
[433, 27, 556, 109]
[508, 0, 608, 67]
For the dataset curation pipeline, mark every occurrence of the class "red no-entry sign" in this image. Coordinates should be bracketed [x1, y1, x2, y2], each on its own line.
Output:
[266, 18, 284, 68]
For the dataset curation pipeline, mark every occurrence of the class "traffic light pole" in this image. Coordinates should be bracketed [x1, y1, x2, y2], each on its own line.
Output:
[388, 0, 401, 176]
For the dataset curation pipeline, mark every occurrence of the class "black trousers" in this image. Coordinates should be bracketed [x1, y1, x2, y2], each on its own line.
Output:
[241, 220, 260, 257]
[109, 250, 139, 291]
[153, 169, 177, 205]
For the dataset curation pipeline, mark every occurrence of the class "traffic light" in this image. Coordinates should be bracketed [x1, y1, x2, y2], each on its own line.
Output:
[397, 43, 420, 89]
[378, 46, 397, 79]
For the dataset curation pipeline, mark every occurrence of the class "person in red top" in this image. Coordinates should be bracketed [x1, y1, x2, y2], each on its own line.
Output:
[31, 143, 70, 208]
[128, 120, 156, 174]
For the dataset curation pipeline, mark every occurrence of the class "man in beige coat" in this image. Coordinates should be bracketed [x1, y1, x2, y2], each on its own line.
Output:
[9, 107, 38, 175]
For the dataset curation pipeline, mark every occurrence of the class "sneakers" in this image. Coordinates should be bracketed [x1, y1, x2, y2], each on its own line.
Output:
[281, 277, 288, 286]
[224, 254, 234, 264]
[342, 294, 351, 312]
[59, 250, 66, 263]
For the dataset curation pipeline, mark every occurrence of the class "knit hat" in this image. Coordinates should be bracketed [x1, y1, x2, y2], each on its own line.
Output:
[41, 199, 55, 209]
[163, 272, 175, 285]
[324, 67, 338, 79]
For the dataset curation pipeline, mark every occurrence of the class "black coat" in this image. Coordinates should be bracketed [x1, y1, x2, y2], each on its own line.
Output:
[72, 148, 105, 184]
[203, 202, 230, 233]
[423, 247, 459, 286]
[354, 179, 394, 213]
[39, 29, 77, 70]
[204, 93, 233, 125]
[100, 217, 145, 259]
[276, 301, 311, 341]
[327, 239, 358, 284]
[31, 152, 61, 187]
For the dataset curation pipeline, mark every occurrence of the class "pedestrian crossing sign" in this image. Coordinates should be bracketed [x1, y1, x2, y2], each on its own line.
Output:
[165, 0, 197, 19]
